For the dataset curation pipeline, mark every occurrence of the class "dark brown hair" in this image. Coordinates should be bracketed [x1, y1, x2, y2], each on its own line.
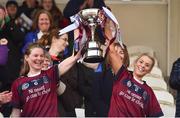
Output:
[121, 44, 129, 68]
[0, 4, 5, 11]
[37, 28, 61, 47]
[40, 0, 64, 27]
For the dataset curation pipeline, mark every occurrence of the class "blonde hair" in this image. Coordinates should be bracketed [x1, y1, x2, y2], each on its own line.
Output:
[135, 53, 155, 71]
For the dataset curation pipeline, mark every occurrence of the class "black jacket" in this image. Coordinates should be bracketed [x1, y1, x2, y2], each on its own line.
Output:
[59, 63, 83, 116]
[169, 58, 180, 117]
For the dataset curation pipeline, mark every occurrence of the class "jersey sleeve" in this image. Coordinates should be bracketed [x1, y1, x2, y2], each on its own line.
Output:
[46, 65, 60, 84]
[146, 88, 164, 117]
[11, 79, 22, 109]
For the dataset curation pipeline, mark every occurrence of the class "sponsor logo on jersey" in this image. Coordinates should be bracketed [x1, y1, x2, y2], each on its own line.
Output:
[22, 83, 30, 90]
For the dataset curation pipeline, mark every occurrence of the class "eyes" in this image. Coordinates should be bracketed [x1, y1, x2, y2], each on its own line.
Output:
[33, 54, 44, 58]
[60, 38, 68, 42]
[138, 60, 151, 68]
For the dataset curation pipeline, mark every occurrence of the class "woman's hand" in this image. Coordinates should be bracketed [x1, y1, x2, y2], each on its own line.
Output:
[0, 38, 8, 45]
[0, 91, 12, 105]
[73, 48, 82, 61]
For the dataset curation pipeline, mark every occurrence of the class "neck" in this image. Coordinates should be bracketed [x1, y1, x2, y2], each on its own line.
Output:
[49, 46, 62, 56]
[39, 30, 48, 34]
[133, 73, 143, 81]
[27, 69, 41, 77]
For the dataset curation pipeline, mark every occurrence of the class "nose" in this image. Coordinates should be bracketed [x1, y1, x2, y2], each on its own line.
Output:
[37, 56, 44, 60]
[66, 41, 69, 46]
[141, 63, 146, 68]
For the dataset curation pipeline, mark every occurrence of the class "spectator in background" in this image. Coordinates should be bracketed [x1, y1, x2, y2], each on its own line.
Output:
[17, 0, 39, 19]
[39, 0, 70, 56]
[41, 51, 53, 70]
[0, 38, 13, 117]
[22, 9, 54, 53]
[16, 0, 39, 33]
[6, 0, 26, 52]
[0, 5, 22, 116]
[6, 1, 18, 20]
[169, 58, 180, 117]
[0, 4, 22, 91]
[0, 5, 10, 32]
[40, 0, 69, 28]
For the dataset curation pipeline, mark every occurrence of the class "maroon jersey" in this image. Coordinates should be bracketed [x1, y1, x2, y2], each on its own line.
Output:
[11, 65, 60, 117]
[108, 66, 163, 117]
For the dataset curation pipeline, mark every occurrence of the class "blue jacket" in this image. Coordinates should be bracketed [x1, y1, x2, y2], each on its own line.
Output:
[21, 31, 38, 53]
[169, 58, 180, 117]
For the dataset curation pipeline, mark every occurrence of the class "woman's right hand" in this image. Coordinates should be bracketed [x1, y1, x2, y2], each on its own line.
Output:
[0, 91, 12, 105]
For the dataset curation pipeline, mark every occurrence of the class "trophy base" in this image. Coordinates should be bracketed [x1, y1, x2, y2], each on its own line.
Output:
[83, 56, 104, 63]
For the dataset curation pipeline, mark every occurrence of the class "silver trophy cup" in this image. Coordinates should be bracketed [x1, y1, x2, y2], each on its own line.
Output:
[79, 8, 104, 63]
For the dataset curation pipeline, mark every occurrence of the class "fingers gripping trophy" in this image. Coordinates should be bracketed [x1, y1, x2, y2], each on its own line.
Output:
[59, 7, 123, 63]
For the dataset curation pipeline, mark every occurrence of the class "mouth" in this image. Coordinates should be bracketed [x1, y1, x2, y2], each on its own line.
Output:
[34, 61, 43, 67]
[137, 66, 144, 73]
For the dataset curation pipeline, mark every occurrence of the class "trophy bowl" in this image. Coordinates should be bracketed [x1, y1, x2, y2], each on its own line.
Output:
[83, 41, 104, 63]
[78, 8, 104, 63]
[79, 8, 100, 25]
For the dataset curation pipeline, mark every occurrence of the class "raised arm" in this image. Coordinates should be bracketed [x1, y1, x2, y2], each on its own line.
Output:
[58, 49, 81, 76]
[107, 42, 124, 75]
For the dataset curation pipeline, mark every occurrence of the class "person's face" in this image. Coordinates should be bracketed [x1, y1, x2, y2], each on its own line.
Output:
[53, 34, 69, 52]
[25, 48, 45, 72]
[42, 0, 53, 11]
[6, 4, 17, 18]
[26, 0, 36, 8]
[133, 55, 153, 78]
[38, 13, 50, 32]
[42, 56, 51, 70]
[0, 9, 5, 20]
